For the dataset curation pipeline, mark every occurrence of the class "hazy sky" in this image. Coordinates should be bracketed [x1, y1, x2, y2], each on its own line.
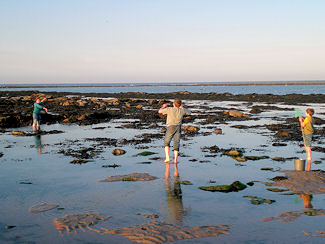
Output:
[1, 0, 324, 83]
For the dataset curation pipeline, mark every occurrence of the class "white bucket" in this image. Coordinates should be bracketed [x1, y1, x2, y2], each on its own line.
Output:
[294, 159, 305, 171]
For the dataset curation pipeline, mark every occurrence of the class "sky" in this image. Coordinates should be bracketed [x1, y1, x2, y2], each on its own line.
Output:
[1, 0, 325, 84]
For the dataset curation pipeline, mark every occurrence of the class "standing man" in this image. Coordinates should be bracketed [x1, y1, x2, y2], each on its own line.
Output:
[158, 98, 190, 164]
[33, 97, 48, 132]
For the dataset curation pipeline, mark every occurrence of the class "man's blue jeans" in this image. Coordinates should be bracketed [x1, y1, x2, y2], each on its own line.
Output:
[164, 125, 181, 151]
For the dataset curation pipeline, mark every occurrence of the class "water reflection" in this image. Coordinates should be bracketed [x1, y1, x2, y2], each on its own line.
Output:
[298, 193, 313, 209]
[34, 135, 43, 154]
[164, 163, 185, 225]
[261, 164, 321, 223]
[306, 159, 311, 171]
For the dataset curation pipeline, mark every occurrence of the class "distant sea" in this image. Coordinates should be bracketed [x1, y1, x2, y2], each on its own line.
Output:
[2, 81, 325, 95]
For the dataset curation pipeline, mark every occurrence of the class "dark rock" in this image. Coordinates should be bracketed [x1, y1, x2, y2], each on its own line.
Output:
[199, 160, 211, 163]
[149, 157, 161, 160]
[199, 181, 247, 193]
[201, 145, 220, 153]
[70, 159, 89, 164]
[270, 176, 288, 181]
[261, 167, 274, 171]
[272, 157, 297, 162]
[227, 110, 250, 118]
[272, 142, 287, 147]
[245, 156, 269, 160]
[99, 173, 158, 182]
[250, 108, 262, 114]
[274, 131, 292, 138]
[213, 129, 222, 134]
[180, 180, 193, 185]
[272, 157, 286, 162]
[86, 137, 117, 146]
[137, 161, 152, 164]
[19, 181, 32, 184]
[92, 127, 106, 130]
[182, 125, 199, 135]
[5, 225, 16, 229]
[231, 125, 249, 129]
[312, 146, 325, 153]
[102, 164, 121, 168]
[112, 149, 126, 156]
[243, 195, 276, 205]
[266, 188, 288, 192]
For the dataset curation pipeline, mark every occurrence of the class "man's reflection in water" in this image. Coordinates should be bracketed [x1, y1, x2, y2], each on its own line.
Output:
[165, 163, 185, 225]
[298, 193, 313, 209]
[34, 135, 43, 154]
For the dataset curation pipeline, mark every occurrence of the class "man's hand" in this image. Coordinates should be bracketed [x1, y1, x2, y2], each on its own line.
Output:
[158, 103, 169, 114]
[44, 108, 48, 113]
[161, 103, 169, 109]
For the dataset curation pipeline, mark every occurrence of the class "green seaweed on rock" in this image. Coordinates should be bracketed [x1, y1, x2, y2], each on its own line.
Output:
[304, 209, 323, 216]
[245, 156, 269, 160]
[137, 151, 157, 156]
[199, 181, 246, 193]
[122, 176, 137, 181]
[272, 157, 286, 162]
[180, 180, 193, 185]
[243, 195, 276, 205]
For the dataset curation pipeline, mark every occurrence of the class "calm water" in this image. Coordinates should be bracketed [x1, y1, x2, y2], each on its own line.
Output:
[2, 82, 325, 95]
[1, 100, 325, 243]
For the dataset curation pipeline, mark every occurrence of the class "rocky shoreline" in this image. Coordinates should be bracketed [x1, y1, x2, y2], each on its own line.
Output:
[2, 90, 325, 150]
[2, 90, 325, 129]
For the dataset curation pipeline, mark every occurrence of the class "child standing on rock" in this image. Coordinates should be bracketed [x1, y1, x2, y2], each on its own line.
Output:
[33, 97, 48, 132]
[158, 99, 190, 164]
[299, 108, 314, 170]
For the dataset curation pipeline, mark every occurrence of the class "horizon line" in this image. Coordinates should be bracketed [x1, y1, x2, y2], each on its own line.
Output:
[2, 80, 325, 88]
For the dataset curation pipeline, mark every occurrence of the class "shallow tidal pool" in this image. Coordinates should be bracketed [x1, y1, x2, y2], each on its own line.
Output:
[1, 101, 325, 243]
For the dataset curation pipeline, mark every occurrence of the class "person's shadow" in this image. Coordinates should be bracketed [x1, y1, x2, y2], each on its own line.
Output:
[164, 163, 185, 225]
